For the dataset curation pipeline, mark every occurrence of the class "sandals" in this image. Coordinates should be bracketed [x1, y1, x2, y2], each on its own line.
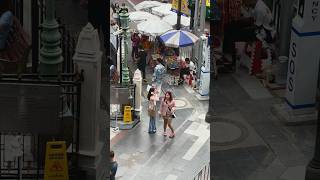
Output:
[169, 132, 175, 138]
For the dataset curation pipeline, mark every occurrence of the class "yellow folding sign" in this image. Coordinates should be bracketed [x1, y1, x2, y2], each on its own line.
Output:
[44, 141, 69, 180]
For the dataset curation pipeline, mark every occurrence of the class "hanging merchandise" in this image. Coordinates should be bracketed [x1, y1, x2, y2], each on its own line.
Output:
[171, 0, 191, 16]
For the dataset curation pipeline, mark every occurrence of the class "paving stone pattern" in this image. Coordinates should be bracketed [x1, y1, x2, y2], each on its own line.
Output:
[212, 72, 316, 180]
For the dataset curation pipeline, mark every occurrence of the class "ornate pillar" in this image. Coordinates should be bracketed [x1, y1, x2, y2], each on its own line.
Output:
[133, 69, 142, 116]
[39, 0, 63, 77]
[119, 9, 130, 86]
[73, 23, 107, 180]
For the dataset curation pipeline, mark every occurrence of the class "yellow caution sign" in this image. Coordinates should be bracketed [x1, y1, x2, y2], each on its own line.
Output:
[44, 141, 69, 180]
[123, 106, 132, 123]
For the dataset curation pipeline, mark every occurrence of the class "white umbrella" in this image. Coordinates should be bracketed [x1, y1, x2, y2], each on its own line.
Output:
[137, 19, 173, 36]
[152, 3, 175, 17]
[129, 11, 160, 22]
[135, 1, 163, 11]
[162, 13, 190, 27]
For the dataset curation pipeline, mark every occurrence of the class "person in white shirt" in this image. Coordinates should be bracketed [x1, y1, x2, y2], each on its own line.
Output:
[179, 58, 196, 84]
[222, 0, 274, 70]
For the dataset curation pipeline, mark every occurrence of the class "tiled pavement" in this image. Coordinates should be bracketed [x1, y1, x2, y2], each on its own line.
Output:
[111, 84, 210, 180]
[109, 1, 211, 179]
[212, 70, 316, 180]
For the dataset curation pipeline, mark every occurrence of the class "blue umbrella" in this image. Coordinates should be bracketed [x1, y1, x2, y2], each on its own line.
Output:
[159, 30, 199, 48]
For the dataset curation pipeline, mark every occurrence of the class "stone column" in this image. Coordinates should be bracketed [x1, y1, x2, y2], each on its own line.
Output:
[279, 0, 294, 56]
[133, 69, 142, 116]
[276, 0, 294, 84]
[73, 23, 107, 180]
[199, 0, 206, 33]
[23, 1, 32, 39]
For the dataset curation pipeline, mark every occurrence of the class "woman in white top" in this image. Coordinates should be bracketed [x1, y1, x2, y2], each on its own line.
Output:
[147, 87, 157, 134]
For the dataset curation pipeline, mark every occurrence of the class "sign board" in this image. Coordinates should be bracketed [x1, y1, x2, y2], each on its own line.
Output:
[171, 0, 191, 16]
[0, 83, 61, 134]
[44, 141, 69, 180]
[123, 106, 132, 123]
[285, 0, 320, 108]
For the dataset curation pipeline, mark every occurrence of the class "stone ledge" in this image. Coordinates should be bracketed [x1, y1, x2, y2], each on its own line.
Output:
[196, 94, 210, 101]
[271, 103, 317, 126]
[110, 118, 140, 130]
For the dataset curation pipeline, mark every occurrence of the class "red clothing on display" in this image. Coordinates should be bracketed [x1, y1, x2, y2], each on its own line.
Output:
[217, 0, 242, 33]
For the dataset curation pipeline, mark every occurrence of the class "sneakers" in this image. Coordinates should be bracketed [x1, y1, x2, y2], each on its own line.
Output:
[163, 132, 167, 136]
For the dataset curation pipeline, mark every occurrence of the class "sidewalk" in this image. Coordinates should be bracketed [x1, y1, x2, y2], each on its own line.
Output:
[212, 70, 315, 180]
[111, 85, 210, 180]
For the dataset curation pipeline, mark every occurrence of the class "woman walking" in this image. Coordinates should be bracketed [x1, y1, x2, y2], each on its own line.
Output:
[160, 91, 176, 138]
[147, 87, 157, 133]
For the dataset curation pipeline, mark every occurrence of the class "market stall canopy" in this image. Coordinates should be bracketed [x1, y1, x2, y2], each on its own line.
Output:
[137, 19, 173, 36]
[152, 3, 175, 17]
[134, 1, 163, 11]
[129, 11, 160, 22]
[162, 13, 190, 27]
[159, 30, 199, 48]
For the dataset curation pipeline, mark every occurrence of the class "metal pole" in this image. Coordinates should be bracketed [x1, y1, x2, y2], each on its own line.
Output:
[199, 0, 206, 33]
[189, 0, 195, 30]
[279, 0, 293, 56]
[119, 36, 122, 84]
[193, 0, 199, 33]
[176, 0, 182, 30]
[205, 45, 214, 124]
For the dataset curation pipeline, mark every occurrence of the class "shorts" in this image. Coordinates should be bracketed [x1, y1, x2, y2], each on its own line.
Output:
[163, 116, 172, 123]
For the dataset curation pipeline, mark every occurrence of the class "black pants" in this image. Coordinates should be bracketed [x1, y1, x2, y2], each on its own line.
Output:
[132, 46, 138, 59]
[223, 18, 257, 64]
[180, 67, 190, 80]
[138, 65, 146, 79]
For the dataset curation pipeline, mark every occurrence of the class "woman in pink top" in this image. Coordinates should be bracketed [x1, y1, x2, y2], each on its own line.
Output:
[159, 91, 176, 138]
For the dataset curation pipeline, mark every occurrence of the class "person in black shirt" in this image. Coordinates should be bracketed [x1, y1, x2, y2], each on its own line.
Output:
[138, 46, 148, 82]
[110, 151, 118, 180]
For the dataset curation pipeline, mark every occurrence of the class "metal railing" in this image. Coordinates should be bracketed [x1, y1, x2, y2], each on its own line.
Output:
[0, 73, 83, 179]
[193, 162, 210, 180]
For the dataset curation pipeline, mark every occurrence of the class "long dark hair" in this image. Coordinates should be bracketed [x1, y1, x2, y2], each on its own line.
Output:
[164, 91, 173, 102]
[147, 87, 155, 100]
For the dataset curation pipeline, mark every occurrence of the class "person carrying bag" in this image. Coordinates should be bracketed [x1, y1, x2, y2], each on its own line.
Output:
[159, 91, 176, 138]
[147, 87, 157, 133]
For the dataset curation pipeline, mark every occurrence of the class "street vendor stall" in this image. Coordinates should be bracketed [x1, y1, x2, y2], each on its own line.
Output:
[159, 30, 199, 86]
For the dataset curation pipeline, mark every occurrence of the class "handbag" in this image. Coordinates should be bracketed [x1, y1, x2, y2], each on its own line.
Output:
[171, 112, 176, 119]
[148, 101, 156, 117]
